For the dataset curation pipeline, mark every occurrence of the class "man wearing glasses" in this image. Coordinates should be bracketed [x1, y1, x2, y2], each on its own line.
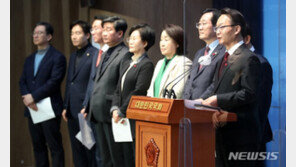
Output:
[62, 20, 98, 167]
[200, 8, 262, 167]
[183, 8, 225, 100]
[19, 22, 66, 167]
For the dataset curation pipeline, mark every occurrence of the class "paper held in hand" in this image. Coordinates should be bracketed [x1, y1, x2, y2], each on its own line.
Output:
[75, 113, 96, 150]
[28, 97, 56, 124]
[112, 118, 133, 142]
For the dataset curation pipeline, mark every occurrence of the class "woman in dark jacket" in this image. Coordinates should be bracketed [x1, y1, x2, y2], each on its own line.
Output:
[110, 23, 155, 167]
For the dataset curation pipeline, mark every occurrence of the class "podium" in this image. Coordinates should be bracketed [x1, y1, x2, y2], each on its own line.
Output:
[126, 96, 237, 167]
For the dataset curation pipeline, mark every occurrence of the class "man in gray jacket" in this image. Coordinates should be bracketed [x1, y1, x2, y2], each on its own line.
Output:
[84, 16, 129, 167]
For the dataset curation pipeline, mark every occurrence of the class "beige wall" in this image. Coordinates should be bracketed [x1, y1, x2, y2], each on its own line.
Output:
[11, 0, 212, 166]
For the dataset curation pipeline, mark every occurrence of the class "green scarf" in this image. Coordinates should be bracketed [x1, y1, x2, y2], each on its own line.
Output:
[153, 55, 176, 97]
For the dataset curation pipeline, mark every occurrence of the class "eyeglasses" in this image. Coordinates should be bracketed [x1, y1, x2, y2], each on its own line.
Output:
[90, 27, 100, 33]
[196, 22, 209, 29]
[32, 31, 45, 37]
[213, 25, 237, 32]
[126, 37, 139, 43]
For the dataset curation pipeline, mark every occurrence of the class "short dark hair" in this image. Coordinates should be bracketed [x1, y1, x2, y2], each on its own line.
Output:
[201, 8, 221, 26]
[70, 20, 91, 35]
[221, 8, 246, 37]
[128, 23, 155, 51]
[163, 24, 186, 55]
[244, 23, 252, 38]
[94, 15, 108, 22]
[35, 22, 54, 36]
[102, 16, 128, 37]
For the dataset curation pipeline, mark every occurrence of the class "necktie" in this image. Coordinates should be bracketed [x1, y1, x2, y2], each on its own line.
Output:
[96, 50, 103, 67]
[199, 46, 210, 70]
[218, 52, 229, 78]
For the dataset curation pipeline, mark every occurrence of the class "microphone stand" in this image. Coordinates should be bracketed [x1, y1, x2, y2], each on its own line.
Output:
[167, 68, 192, 99]
[162, 68, 192, 98]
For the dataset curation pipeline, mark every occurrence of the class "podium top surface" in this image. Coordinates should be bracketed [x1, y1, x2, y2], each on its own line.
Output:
[126, 96, 237, 124]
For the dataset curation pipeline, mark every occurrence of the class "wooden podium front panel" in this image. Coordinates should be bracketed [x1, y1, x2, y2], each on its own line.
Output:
[191, 123, 215, 167]
[136, 121, 178, 167]
[135, 121, 215, 167]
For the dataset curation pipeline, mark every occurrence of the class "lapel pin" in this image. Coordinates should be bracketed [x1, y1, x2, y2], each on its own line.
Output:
[87, 53, 90, 57]
[133, 64, 137, 68]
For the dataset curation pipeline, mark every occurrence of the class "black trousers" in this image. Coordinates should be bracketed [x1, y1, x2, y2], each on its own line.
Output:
[67, 117, 98, 167]
[95, 122, 135, 167]
[27, 116, 65, 167]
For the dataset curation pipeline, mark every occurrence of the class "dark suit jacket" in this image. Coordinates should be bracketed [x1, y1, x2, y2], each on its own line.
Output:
[111, 53, 154, 117]
[63, 44, 98, 118]
[255, 53, 273, 143]
[19, 45, 67, 117]
[89, 42, 129, 123]
[201, 44, 261, 146]
[183, 44, 225, 100]
[82, 47, 101, 110]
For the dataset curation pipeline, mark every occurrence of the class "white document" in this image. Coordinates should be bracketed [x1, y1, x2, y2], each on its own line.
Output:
[184, 99, 202, 109]
[28, 97, 56, 124]
[76, 113, 96, 150]
[112, 118, 133, 142]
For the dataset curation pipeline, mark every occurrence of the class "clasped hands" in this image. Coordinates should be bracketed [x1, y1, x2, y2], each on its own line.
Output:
[195, 95, 228, 128]
[22, 94, 38, 111]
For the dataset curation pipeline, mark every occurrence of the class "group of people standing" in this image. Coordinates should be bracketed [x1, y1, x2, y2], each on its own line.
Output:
[19, 7, 272, 167]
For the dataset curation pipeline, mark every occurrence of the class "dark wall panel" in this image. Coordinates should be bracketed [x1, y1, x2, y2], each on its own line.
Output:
[10, 0, 90, 166]
[11, 0, 213, 166]
[92, 0, 212, 63]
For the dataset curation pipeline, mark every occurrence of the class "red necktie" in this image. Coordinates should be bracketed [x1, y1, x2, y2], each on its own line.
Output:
[218, 52, 229, 78]
[199, 46, 210, 70]
[96, 50, 103, 67]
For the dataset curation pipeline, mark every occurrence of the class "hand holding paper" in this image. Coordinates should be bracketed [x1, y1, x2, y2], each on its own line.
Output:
[28, 97, 55, 124]
[112, 118, 133, 142]
[75, 113, 96, 150]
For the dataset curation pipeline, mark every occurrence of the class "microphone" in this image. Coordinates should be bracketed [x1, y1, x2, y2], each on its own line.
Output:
[167, 68, 192, 99]
[162, 68, 192, 98]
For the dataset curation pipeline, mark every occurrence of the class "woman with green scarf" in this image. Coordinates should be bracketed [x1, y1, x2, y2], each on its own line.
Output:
[147, 24, 192, 99]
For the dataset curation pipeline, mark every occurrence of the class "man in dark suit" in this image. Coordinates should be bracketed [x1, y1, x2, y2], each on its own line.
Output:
[200, 8, 261, 167]
[81, 15, 108, 116]
[80, 15, 109, 167]
[87, 16, 129, 167]
[19, 22, 66, 167]
[183, 8, 225, 100]
[62, 20, 98, 167]
[244, 24, 273, 167]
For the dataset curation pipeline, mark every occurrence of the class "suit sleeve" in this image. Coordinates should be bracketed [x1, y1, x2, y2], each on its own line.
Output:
[200, 82, 215, 99]
[19, 59, 30, 95]
[259, 60, 273, 115]
[217, 56, 260, 110]
[82, 76, 94, 109]
[63, 55, 72, 109]
[119, 62, 154, 116]
[183, 51, 202, 99]
[111, 59, 125, 110]
[31, 54, 67, 102]
[82, 52, 97, 109]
